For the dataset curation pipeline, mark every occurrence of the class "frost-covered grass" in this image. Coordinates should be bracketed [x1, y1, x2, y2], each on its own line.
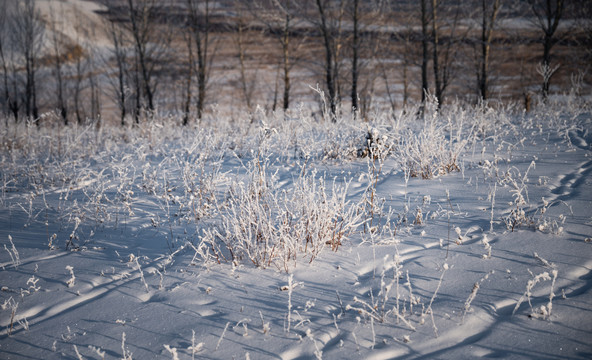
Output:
[0, 97, 591, 359]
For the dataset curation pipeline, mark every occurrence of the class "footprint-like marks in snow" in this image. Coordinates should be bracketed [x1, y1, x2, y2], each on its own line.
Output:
[550, 160, 592, 200]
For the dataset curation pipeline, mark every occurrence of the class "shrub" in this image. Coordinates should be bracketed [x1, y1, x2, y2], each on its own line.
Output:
[198, 158, 362, 272]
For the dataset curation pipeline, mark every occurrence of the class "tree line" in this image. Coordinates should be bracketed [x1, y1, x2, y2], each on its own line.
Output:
[0, 0, 589, 126]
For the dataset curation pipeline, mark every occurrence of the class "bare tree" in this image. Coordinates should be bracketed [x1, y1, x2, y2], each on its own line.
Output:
[476, 0, 501, 101]
[579, 0, 592, 61]
[274, 0, 294, 112]
[315, 0, 345, 120]
[0, 1, 12, 121]
[430, 1, 468, 108]
[397, 28, 415, 110]
[1, 19, 22, 122]
[127, 0, 152, 112]
[182, 23, 193, 126]
[133, 43, 141, 122]
[379, 2, 419, 114]
[350, 0, 359, 113]
[254, 0, 300, 112]
[86, 42, 101, 125]
[431, 0, 442, 107]
[420, 0, 430, 113]
[346, 0, 388, 119]
[126, 0, 172, 114]
[48, 1, 69, 125]
[14, 0, 44, 121]
[234, 4, 256, 112]
[72, 50, 86, 125]
[71, 5, 93, 125]
[186, 0, 212, 120]
[107, 19, 131, 126]
[528, 0, 565, 100]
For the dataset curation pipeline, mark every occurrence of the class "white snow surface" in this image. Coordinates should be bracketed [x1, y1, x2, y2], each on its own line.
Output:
[0, 101, 591, 359]
[36, 0, 113, 50]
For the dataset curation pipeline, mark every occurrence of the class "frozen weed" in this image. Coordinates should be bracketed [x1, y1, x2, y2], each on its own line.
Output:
[396, 112, 467, 179]
[73, 345, 84, 360]
[259, 311, 270, 335]
[135, 257, 149, 293]
[200, 158, 361, 271]
[1, 296, 28, 335]
[306, 328, 323, 359]
[534, 198, 571, 235]
[121, 332, 133, 360]
[481, 235, 492, 259]
[422, 263, 449, 338]
[513, 253, 558, 320]
[163, 344, 179, 360]
[65, 265, 76, 288]
[347, 255, 416, 331]
[66, 216, 82, 251]
[26, 276, 40, 293]
[4, 235, 20, 269]
[534, 252, 556, 269]
[462, 271, 494, 323]
[216, 322, 230, 350]
[3, 297, 18, 336]
[358, 125, 393, 160]
[188, 329, 204, 359]
[17, 317, 29, 334]
[360, 132, 389, 233]
[501, 162, 536, 231]
[88, 345, 106, 360]
[286, 274, 293, 333]
[488, 183, 497, 232]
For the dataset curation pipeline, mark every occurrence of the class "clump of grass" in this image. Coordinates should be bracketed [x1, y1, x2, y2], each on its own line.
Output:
[346, 255, 417, 331]
[396, 110, 468, 179]
[163, 344, 179, 360]
[462, 271, 494, 323]
[65, 265, 76, 288]
[502, 162, 536, 231]
[513, 253, 558, 320]
[2, 297, 19, 336]
[199, 157, 361, 271]
[4, 235, 20, 269]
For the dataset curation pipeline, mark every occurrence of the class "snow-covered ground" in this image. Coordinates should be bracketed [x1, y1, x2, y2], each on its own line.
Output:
[0, 99, 591, 359]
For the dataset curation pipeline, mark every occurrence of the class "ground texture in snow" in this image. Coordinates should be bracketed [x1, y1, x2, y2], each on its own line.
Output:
[0, 101, 591, 359]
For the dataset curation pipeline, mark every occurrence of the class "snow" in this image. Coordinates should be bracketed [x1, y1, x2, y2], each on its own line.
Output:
[36, 0, 113, 50]
[0, 100, 591, 359]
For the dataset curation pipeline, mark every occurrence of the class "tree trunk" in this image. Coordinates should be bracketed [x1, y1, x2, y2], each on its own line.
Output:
[0, 34, 10, 123]
[532, 0, 564, 100]
[282, 12, 291, 111]
[420, 0, 429, 114]
[183, 30, 193, 126]
[54, 44, 67, 124]
[49, 3, 68, 125]
[351, 0, 359, 114]
[127, 0, 155, 112]
[316, 0, 337, 120]
[134, 52, 141, 124]
[89, 54, 100, 122]
[188, 0, 209, 120]
[431, 0, 442, 108]
[236, 14, 253, 112]
[478, 0, 500, 101]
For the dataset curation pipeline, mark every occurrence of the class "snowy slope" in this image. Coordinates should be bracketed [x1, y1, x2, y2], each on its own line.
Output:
[0, 100, 591, 359]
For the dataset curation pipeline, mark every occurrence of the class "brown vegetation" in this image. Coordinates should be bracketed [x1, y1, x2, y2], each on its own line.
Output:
[0, 0, 589, 126]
